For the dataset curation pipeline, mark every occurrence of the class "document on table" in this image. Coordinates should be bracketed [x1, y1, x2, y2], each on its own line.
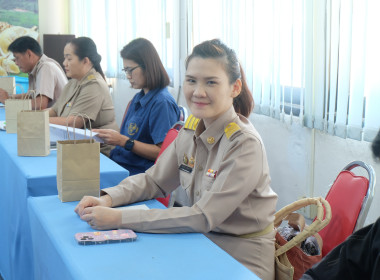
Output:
[0, 121, 5, 131]
[49, 124, 104, 143]
[117, 205, 150, 211]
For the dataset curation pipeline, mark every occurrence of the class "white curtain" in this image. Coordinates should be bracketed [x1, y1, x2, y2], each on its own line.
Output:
[68, 0, 380, 141]
[69, 0, 174, 80]
[190, 0, 380, 141]
[308, 0, 380, 141]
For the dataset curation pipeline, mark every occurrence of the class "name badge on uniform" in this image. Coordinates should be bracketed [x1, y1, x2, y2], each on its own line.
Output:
[179, 164, 193, 173]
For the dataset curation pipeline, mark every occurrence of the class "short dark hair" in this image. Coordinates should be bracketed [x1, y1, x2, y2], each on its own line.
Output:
[8, 36, 42, 56]
[185, 39, 254, 118]
[68, 37, 105, 80]
[120, 38, 169, 90]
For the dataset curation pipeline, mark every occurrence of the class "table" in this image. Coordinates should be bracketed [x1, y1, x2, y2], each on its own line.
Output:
[28, 196, 259, 280]
[0, 108, 130, 280]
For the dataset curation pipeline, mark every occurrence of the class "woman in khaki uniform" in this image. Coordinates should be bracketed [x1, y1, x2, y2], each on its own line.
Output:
[75, 39, 278, 279]
[49, 37, 118, 155]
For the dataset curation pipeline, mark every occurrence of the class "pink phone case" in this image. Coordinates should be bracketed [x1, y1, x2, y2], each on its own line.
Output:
[75, 229, 137, 245]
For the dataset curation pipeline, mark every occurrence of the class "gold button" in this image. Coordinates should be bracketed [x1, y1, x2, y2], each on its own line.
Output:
[207, 137, 215, 144]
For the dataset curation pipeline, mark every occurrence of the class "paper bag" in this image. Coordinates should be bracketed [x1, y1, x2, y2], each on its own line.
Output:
[17, 109, 50, 156]
[0, 76, 15, 96]
[5, 99, 32, 133]
[57, 138, 100, 202]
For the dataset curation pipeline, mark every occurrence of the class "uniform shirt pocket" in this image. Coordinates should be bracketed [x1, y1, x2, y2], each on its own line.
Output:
[179, 170, 193, 190]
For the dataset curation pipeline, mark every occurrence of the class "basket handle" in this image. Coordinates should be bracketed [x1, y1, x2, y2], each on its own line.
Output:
[274, 197, 331, 257]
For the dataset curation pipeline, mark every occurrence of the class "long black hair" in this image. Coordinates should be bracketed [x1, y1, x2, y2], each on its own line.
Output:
[69, 37, 105, 80]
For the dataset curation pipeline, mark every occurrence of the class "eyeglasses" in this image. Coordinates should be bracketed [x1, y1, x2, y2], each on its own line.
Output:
[122, 65, 140, 76]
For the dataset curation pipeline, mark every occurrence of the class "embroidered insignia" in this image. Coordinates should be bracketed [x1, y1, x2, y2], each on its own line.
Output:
[225, 122, 241, 139]
[128, 123, 139, 135]
[207, 137, 215, 144]
[184, 115, 200, 130]
[183, 153, 189, 164]
[206, 169, 218, 178]
[87, 74, 96, 80]
[188, 156, 195, 168]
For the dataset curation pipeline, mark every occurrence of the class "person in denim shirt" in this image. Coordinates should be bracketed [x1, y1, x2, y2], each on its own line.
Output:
[94, 38, 180, 175]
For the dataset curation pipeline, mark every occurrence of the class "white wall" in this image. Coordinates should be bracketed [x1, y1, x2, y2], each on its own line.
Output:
[108, 78, 140, 127]
[38, 0, 69, 46]
[250, 113, 380, 226]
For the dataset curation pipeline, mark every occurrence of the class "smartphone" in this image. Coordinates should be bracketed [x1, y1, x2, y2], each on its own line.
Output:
[75, 229, 137, 245]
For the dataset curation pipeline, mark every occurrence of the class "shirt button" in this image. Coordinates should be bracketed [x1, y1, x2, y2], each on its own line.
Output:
[196, 191, 200, 196]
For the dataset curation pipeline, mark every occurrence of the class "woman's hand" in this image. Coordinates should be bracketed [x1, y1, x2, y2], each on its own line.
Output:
[80, 206, 122, 230]
[74, 195, 112, 217]
[93, 129, 127, 147]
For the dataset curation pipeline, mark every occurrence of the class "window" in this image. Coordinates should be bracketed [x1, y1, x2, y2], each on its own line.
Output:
[69, 0, 175, 83]
[69, 0, 380, 141]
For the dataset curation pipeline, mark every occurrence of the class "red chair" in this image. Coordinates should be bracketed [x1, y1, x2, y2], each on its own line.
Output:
[318, 161, 375, 257]
[155, 121, 184, 207]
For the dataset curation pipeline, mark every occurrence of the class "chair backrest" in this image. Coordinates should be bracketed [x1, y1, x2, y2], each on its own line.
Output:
[318, 160, 375, 257]
[178, 105, 188, 122]
[155, 121, 184, 207]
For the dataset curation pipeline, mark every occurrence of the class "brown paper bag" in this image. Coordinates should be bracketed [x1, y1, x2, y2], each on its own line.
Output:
[56, 114, 100, 202]
[17, 109, 50, 156]
[5, 98, 32, 133]
[0, 76, 15, 95]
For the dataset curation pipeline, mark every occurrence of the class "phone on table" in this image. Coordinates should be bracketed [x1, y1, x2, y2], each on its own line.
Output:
[75, 229, 137, 245]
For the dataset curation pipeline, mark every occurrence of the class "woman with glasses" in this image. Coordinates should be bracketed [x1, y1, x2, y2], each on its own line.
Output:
[93, 38, 180, 175]
[49, 37, 118, 156]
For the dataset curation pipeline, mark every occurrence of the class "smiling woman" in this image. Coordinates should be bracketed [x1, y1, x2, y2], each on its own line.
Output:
[184, 57, 242, 127]
[74, 39, 277, 280]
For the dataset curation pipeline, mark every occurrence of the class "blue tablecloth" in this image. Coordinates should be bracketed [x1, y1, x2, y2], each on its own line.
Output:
[28, 196, 259, 280]
[0, 107, 130, 280]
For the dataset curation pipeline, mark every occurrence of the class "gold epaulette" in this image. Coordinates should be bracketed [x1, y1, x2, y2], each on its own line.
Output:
[184, 114, 200, 130]
[224, 122, 241, 139]
[87, 74, 96, 80]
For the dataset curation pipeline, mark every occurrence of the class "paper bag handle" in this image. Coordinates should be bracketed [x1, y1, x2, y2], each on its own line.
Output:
[24, 89, 35, 100]
[65, 113, 93, 143]
[31, 91, 43, 110]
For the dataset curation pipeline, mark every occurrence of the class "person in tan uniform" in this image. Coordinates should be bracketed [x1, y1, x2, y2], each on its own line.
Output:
[0, 36, 67, 109]
[49, 37, 118, 155]
[75, 39, 278, 279]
